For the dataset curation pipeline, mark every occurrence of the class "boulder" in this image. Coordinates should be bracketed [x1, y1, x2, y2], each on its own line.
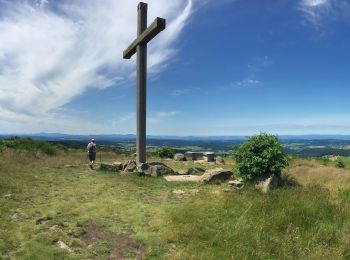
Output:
[255, 174, 279, 193]
[136, 162, 175, 176]
[228, 180, 244, 190]
[200, 168, 233, 183]
[146, 164, 175, 177]
[174, 153, 186, 161]
[136, 162, 149, 174]
[123, 160, 137, 173]
[100, 162, 122, 172]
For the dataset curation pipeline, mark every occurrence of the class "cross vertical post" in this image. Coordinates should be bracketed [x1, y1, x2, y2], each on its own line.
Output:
[136, 2, 147, 163]
[123, 2, 166, 164]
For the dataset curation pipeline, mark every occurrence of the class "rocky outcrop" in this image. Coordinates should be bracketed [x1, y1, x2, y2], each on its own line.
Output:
[200, 168, 233, 183]
[137, 162, 175, 177]
[255, 174, 279, 193]
[123, 160, 137, 173]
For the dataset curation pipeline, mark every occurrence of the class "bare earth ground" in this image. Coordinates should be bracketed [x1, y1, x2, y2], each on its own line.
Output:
[81, 221, 143, 260]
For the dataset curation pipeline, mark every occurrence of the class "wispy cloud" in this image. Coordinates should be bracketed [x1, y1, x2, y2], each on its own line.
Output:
[169, 89, 186, 96]
[156, 111, 180, 117]
[230, 79, 261, 89]
[298, 0, 350, 29]
[148, 111, 181, 123]
[221, 56, 272, 90]
[0, 0, 192, 124]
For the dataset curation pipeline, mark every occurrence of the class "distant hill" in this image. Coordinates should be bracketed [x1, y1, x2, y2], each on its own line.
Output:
[1, 133, 350, 141]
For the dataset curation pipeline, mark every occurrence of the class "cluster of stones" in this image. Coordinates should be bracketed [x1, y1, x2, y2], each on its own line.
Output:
[100, 161, 174, 176]
[174, 152, 225, 164]
[100, 161, 279, 193]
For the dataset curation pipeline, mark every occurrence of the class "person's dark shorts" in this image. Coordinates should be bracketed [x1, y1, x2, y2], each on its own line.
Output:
[89, 152, 96, 161]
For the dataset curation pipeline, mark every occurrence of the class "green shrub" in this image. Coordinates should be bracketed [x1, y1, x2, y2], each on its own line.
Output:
[39, 142, 57, 156]
[335, 158, 346, 168]
[233, 133, 288, 181]
[156, 146, 175, 159]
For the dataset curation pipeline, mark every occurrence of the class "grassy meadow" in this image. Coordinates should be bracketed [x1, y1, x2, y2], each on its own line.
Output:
[2, 147, 350, 259]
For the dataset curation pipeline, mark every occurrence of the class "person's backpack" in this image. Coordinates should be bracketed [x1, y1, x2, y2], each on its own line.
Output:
[88, 143, 95, 152]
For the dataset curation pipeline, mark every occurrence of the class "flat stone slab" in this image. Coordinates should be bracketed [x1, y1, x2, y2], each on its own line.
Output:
[164, 175, 201, 182]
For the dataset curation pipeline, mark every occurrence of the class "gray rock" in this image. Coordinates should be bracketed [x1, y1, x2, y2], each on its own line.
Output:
[100, 162, 122, 172]
[135, 162, 176, 176]
[11, 213, 21, 221]
[228, 180, 245, 190]
[174, 153, 186, 161]
[136, 162, 149, 174]
[55, 240, 72, 252]
[146, 164, 175, 177]
[112, 162, 123, 169]
[123, 160, 137, 173]
[49, 225, 62, 232]
[200, 168, 233, 183]
[255, 174, 279, 193]
[179, 168, 196, 175]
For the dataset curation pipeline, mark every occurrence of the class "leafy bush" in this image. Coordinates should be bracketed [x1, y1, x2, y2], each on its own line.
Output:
[39, 142, 57, 156]
[233, 133, 288, 181]
[156, 146, 175, 159]
[335, 158, 346, 168]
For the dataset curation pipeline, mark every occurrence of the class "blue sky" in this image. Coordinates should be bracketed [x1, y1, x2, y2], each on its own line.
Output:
[0, 0, 350, 135]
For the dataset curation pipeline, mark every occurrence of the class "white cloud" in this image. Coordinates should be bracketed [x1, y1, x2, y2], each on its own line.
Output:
[0, 0, 192, 126]
[170, 89, 186, 96]
[302, 0, 329, 7]
[298, 0, 350, 29]
[233, 79, 261, 88]
[221, 56, 272, 90]
[148, 111, 181, 124]
[156, 111, 180, 117]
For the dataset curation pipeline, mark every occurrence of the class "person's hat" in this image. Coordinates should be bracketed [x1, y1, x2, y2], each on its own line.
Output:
[91, 138, 95, 142]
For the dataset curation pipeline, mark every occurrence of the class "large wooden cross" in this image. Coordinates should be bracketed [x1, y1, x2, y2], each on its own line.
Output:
[123, 2, 166, 163]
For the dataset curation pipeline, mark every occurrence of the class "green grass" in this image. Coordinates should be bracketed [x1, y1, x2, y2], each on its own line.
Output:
[2, 150, 350, 259]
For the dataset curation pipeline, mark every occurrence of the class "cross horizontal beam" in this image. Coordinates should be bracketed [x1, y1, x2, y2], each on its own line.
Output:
[123, 17, 166, 59]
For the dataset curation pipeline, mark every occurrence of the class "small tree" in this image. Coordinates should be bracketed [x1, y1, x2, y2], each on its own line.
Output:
[156, 146, 175, 159]
[233, 133, 288, 181]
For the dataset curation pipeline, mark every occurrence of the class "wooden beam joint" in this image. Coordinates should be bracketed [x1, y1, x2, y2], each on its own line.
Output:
[123, 17, 166, 59]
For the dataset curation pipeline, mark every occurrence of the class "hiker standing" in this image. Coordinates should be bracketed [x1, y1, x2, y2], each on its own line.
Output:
[87, 139, 97, 169]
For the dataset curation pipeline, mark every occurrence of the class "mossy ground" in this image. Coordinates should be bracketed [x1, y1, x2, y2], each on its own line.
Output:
[1, 149, 350, 259]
